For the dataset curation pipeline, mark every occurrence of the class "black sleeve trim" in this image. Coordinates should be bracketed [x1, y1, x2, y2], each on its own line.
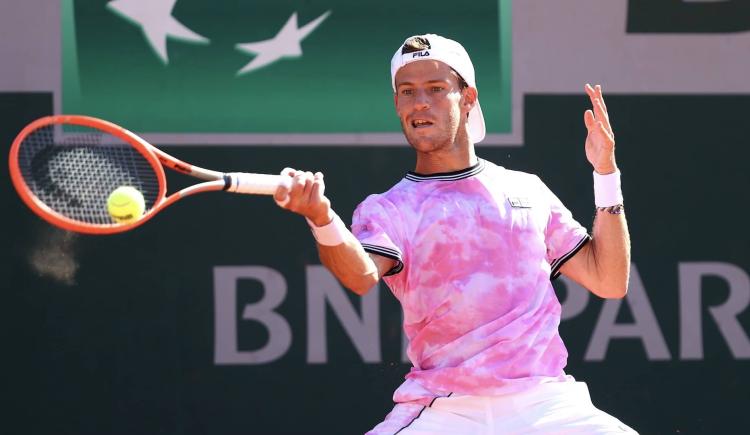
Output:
[361, 243, 404, 276]
[550, 235, 591, 280]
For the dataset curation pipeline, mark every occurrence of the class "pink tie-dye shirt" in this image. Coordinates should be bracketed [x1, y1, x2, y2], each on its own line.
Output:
[352, 159, 590, 405]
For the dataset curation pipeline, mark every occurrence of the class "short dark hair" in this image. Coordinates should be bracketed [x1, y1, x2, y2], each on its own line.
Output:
[453, 71, 469, 90]
[400, 36, 469, 90]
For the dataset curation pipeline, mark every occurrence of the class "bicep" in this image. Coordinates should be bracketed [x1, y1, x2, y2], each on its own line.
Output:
[369, 252, 398, 279]
[558, 242, 593, 285]
[558, 241, 611, 299]
[316, 239, 397, 295]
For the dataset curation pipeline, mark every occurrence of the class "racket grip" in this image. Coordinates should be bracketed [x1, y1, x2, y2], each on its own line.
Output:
[225, 173, 291, 195]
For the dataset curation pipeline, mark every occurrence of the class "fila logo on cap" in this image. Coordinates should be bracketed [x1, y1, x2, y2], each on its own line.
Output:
[401, 36, 431, 54]
[412, 50, 430, 58]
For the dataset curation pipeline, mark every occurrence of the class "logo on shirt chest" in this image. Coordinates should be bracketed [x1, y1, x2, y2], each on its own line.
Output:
[508, 197, 533, 208]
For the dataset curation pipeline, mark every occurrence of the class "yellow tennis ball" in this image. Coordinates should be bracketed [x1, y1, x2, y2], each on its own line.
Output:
[107, 186, 145, 224]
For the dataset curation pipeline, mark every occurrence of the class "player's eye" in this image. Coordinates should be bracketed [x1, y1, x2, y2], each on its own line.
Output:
[400, 88, 413, 96]
[431, 86, 444, 92]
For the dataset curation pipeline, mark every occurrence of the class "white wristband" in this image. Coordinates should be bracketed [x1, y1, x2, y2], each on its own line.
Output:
[305, 213, 348, 246]
[593, 170, 623, 207]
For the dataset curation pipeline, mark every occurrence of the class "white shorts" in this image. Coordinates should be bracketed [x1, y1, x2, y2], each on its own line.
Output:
[366, 381, 638, 435]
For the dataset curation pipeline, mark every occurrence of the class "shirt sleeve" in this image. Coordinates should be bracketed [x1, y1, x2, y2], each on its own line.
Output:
[538, 177, 591, 280]
[351, 194, 405, 276]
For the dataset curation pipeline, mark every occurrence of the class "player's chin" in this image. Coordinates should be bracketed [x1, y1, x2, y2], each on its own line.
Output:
[405, 131, 442, 151]
[401, 124, 441, 151]
[407, 138, 440, 153]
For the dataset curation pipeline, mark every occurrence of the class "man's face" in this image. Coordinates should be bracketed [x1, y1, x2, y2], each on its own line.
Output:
[394, 60, 474, 153]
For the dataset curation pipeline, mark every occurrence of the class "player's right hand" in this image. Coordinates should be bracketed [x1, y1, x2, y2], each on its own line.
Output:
[274, 168, 334, 226]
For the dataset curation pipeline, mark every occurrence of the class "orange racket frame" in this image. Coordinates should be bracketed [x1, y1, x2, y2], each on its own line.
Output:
[9, 115, 286, 235]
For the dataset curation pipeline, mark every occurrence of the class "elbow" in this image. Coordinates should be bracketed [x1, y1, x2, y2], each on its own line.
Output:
[594, 264, 630, 299]
[595, 278, 629, 299]
[348, 283, 372, 296]
[604, 285, 628, 299]
[345, 274, 380, 296]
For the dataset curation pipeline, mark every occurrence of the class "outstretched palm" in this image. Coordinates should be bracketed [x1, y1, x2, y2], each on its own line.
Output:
[584, 84, 617, 175]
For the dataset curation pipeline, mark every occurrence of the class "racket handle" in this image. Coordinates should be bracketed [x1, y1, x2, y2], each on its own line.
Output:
[225, 173, 291, 195]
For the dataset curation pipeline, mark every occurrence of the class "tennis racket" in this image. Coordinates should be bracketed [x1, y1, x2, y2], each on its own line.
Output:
[9, 115, 290, 235]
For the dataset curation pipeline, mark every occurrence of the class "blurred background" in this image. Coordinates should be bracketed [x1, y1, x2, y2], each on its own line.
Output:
[2, 0, 749, 433]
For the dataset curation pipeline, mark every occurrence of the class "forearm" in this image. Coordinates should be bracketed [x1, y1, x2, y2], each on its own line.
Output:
[317, 230, 380, 296]
[272, 168, 387, 295]
[587, 208, 630, 297]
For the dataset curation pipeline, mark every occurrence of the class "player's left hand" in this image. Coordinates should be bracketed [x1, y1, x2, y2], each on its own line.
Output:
[583, 84, 618, 174]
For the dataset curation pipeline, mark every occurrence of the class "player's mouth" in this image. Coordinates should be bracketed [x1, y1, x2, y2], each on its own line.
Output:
[411, 119, 434, 129]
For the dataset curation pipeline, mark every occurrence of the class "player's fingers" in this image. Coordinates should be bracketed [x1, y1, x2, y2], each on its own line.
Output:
[591, 97, 609, 127]
[585, 83, 595, 98]
[584, 109, 595, 130]
[594, 121, 614, 144]
[282, 173, 306, 209]
[595, 85, 609, 115]
[280, 167, 298, 177]
[291, 171, 307, 196]
[274, 190, 290, 207]
[593, 98, 612, 134]
[314, 172, 325, 196]
[274, 168, 297, 207]
[274, 182, 290, 207]
[586, 86, 601, 117]
[302, 171, 316, 199]
[309, 180, 322, 203]
[274, 179, 290, 199]
[311, 172, 326, 200]
[586, 84, 607, 117]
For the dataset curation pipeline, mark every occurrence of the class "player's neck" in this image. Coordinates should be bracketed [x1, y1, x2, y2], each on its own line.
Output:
[413, 145, 477, 175]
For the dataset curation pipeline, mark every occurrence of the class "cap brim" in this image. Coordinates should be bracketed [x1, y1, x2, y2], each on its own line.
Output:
[468, 99, 486, 143]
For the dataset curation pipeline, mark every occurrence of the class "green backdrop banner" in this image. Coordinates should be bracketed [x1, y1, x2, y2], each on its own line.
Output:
[62, 0, 511, 134]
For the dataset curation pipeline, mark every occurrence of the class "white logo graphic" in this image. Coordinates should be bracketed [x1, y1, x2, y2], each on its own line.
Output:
[107, 0, 210, 64]
[107, 0, 331, 74]
[235, 11, 331, 75]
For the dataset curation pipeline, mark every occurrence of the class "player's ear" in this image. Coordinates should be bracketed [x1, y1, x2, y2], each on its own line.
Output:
[462, 87, 478, 112]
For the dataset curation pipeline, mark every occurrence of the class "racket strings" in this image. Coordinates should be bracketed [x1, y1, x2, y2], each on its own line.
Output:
[17, 125, 160, 225]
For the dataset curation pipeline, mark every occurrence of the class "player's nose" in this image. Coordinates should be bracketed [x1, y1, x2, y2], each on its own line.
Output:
[414, 91, 430, 111]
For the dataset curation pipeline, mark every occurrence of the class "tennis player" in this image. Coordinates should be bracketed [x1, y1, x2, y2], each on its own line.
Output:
[275, 34, 636, 434]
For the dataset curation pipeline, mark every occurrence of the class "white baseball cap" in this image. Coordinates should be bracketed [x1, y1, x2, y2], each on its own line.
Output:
[390, 34, 486, 143]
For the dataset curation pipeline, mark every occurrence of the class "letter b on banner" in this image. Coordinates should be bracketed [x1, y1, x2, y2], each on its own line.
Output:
[214, 266, 292, 364]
